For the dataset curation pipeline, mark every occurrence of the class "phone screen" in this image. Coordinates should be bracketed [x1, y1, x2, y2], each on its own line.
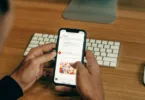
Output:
[54, 29, 86, 86]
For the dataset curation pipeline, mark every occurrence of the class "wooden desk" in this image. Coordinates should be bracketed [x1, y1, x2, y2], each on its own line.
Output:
[0, 0, 145, 100]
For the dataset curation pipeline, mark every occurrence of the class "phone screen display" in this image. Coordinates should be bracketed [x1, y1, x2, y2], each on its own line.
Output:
[54, 29, 85, 86]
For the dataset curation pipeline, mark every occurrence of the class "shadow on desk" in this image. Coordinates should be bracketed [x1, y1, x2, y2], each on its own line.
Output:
[38, 76, 79, 97]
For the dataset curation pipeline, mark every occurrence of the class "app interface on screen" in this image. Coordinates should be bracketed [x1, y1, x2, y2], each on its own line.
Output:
[54, 30, 85, 85]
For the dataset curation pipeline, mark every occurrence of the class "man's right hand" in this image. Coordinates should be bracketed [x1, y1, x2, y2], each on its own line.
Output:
[56, 51, 104, 100]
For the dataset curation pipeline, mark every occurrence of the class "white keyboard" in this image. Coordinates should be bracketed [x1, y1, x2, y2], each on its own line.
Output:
[24, 33, 120, 68]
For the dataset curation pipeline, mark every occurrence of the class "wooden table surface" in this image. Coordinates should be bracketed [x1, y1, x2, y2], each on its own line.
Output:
[0, 0, 145, 100]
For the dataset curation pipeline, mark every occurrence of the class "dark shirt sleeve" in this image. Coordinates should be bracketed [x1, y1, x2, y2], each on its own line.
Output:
[0, 76, 23, 100]
[0, 0, 9, 15]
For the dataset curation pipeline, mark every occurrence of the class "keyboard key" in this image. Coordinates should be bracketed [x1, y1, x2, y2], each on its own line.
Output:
[100, 48, 106, 52]
[44, 38, 49, 42]
[104, 45, 110, 49]
[106, 49, 112, 53]
[98, 61, 103, 65]
[49, 35, 54, 38]
[28, 44, 38, 48]
[94, 48, 99, 52]
[94, 52, 100, 56]
[42, 34, 48, 38]
[103, 61, 110, 66]
[102, 41, 107, 44]
[50, 39, 55, 42]
[98, 44, 104, 48]
[103, 57, 117, 62]
[110, 62, 117, 67]
[24, 52, 29, 56]
[30, 40, 39, 44]
[32, 37, 38, 41]
[45, 42, 50, 44]
[101, 53, 106, 57]
[113, 50, 119, 54]
[86, 39, 89, 42]
[39, 41, 45, 45]
[108, 41, 114, 45]
[54, 39, 57, 43]
[88, 47, 93, 51]
[54, 35, 58, 39]
[38, 37, 44, 41]
[86, 43, 91, 47]
[96, 40, 101, 44]
[90, 39, 95, 43]
[111, 46, 119, 50]
[107, 53, 118, 58]
[34, 33, 42, 37]
[26, 48, 31, 52]
[97, 56, 102, 60]
[24, 33, 120, 68]
[114, 42, 120, 46]
[84, 57, 87, 63]
[92, 43, 97, 47]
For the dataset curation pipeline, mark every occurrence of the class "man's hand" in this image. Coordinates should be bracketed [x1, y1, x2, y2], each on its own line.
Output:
[55, 51, 104, 100]
[11, 43, 56, 92]
[73, 51, 104, 100]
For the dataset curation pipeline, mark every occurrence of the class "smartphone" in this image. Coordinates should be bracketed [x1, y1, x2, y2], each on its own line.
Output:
[53, 28, 86, 87]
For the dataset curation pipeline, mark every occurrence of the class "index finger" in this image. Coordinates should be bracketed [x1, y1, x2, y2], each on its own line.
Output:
[85, 50, 100, 74]
[72, 62, 88, 76]
[25, 43, 56, 61]
[86, 50, 97, 65]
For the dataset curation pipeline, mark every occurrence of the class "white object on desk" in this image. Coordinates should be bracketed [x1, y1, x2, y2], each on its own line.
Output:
[24, 33, 121, 68]
[143, 66, 145, 85]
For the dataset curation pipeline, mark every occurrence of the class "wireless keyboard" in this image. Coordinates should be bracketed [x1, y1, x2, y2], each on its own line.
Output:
[24, 33, 120, 68]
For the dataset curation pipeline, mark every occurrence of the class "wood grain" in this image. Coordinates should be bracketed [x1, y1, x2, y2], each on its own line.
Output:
[0, 0, 145, 100]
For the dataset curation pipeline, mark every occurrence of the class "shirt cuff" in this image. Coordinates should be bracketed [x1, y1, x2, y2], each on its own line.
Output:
[0, 76, 23, 100]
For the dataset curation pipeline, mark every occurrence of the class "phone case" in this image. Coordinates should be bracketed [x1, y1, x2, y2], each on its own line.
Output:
[53, 28, 87, 87]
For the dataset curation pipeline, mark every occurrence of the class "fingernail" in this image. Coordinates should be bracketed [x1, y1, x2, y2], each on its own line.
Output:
[52, 51, 56, 56]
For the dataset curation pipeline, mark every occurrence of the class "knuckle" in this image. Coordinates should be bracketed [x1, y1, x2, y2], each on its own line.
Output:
[77, 67, 86, 75]
[29, 59, 37, 65]
[30, 48, 37, 53]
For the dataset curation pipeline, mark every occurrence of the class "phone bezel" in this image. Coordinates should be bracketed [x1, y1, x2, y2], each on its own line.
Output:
[53, 28, 87, 87]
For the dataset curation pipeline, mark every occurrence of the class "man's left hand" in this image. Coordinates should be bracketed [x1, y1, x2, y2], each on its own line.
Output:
[11, 43, 56, 92]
